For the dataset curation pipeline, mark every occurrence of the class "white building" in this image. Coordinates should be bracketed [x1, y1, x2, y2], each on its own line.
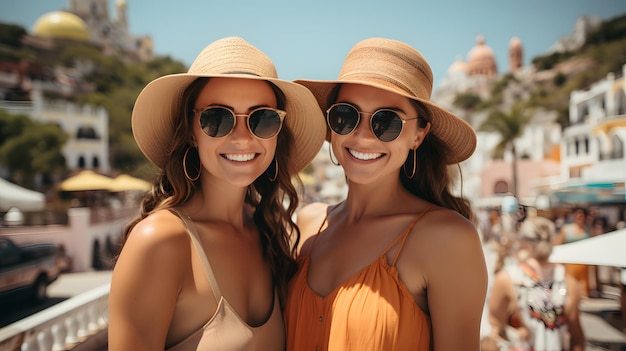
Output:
[553, 64, 626, 216]
[0, 84, 109, 173]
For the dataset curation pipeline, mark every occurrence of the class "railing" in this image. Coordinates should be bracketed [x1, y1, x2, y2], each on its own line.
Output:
[0, 284, 109, 351]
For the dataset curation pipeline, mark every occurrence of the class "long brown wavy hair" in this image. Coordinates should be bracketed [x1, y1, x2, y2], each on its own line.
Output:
[327, 85, 474, 221]
[400, 99, 474, 222]
[119, 77, 301, 304]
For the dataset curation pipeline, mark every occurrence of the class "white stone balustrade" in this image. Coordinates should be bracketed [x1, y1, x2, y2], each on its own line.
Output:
[0, 284, 109, 351]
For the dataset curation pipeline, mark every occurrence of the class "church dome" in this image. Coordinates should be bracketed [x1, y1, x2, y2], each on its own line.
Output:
[509, 36, 522, 49]
[466, 35, 497, 77]
[447, 56, 468, 75]
[32, 11, 90, 41]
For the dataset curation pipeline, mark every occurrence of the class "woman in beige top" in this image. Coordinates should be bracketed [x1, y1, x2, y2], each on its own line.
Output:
[108, 37, 326, 350]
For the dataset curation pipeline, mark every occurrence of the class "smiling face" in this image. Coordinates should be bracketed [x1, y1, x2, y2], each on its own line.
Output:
[330, 83, 430, 184]
[192, 77, 279, 187]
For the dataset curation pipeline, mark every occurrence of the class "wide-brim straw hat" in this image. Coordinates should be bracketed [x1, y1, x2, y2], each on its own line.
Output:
[132, 36, 326, 172]
[295, 37, 476, 164]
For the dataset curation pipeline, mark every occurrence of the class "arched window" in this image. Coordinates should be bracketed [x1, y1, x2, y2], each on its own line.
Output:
[78, 156, 86, 168]
[76, 126, 99, 140]
[597, 136, 606, 160]
[92, 156, 99, 168]
[611, 135, 624, 159]
[494, 180, 509, 194]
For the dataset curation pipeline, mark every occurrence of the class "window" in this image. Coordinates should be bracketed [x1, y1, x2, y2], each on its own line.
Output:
[494, 180, 508, 194]
[611, 135, 624, 159]
[76, 126, 99, 140]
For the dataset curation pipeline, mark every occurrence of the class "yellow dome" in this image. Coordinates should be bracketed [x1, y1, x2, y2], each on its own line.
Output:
[32, 11, 90, 41]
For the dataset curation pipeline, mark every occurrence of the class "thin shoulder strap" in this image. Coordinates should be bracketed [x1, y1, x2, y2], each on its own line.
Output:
[302, 204, 337, 257]
[387, 205, 434, 267]
[170, 209, 222, 301]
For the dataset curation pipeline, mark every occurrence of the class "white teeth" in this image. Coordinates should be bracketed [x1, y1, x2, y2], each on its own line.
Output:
[224, 153, 256, 162]
[348, 149, 382, 160]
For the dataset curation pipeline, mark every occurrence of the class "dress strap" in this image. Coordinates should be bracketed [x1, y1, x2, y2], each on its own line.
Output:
[170, 208, 222, 301]
[386, 205, 434, 267]
[302, 204, 338, 257]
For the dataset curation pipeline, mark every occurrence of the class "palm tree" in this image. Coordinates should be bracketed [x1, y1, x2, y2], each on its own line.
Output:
[453, 92, 483, 125]
[478, 104, 532, 197]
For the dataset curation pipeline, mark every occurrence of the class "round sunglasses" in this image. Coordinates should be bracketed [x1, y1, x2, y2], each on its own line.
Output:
[194, 106, 286, 139]
[326, 103, 421, 142]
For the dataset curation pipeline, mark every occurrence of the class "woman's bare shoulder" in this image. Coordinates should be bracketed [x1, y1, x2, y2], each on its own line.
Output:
[122, 209, 190, 259]
[297, 202, 331, 230]
[409, 206, 484, 269]
[295, 202, 331, 253]
[422, 206, 478, 239]
[112, 209, 191, 297]
[298, 202, 330, 220]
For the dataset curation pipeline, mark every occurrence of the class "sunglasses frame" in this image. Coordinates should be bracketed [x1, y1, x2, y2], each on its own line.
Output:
[194, 106, 286, 139]
[326, 103, 420, 142]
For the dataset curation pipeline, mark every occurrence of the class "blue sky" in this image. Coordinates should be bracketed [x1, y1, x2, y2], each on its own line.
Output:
[1, 0, 625, 89]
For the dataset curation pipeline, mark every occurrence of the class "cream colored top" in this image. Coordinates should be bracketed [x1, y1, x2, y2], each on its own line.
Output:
[166, 211, 285, 351]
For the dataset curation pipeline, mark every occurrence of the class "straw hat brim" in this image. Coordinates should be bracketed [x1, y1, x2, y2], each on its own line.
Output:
[132, 73, 326, 173]
[295, 79, 477, 164]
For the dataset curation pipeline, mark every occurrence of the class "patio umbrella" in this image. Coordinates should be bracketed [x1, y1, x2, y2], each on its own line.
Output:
[549, 228, 626, 268]
[59, 170, 114, 191]
[0, 177, 45, 211]
[108, 174, 151, 192]
[298, 172, 316, 186]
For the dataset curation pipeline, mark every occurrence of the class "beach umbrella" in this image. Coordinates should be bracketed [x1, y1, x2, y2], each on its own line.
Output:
[59, 170, 114, 191]
[0, 178, 45, 211]
[550, 228, 626, 268]
[298, 172, 316, 186]
[108, 174, 151, 192]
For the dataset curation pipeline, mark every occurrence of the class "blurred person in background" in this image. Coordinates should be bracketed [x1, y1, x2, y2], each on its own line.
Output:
[488, 216, 585, 351]
[589, 216, 609, 297]
[552, 207, 591, 298]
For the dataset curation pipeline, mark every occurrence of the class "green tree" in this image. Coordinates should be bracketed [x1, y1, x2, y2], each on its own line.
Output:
[0, 23, 26, 48]
[0, 21, 189, 177]
[0, 111, 67, 187]
[453, 93, 482, 125]
[478, 105, 532, 197]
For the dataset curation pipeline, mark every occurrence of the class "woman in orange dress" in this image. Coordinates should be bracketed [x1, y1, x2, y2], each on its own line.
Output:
[285, 38, 488, 351]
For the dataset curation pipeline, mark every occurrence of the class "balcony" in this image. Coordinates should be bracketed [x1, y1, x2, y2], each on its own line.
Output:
[0, 284, 109, 351]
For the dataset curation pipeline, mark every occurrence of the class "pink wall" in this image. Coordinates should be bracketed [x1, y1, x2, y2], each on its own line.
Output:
[480, 159, 560, 198]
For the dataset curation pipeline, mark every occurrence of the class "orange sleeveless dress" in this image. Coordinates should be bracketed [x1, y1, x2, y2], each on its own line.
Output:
[285, 209, 432, 351]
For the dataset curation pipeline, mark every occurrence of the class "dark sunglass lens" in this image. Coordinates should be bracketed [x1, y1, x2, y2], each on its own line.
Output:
[371, 111, 403, 142]
[200, 107, 234, 138]
[328, 104, 359, 135]
[249, 109, 282, 138]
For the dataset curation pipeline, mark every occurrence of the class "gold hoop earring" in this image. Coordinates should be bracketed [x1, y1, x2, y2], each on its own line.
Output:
[329, 144, 340, 166]
[183, 146, 201, 181]
[267, 158, 278, 182]
[403, 148, 416, 179]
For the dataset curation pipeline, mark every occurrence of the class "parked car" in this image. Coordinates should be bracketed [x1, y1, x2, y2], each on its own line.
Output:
[0, 237, 63, 302]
